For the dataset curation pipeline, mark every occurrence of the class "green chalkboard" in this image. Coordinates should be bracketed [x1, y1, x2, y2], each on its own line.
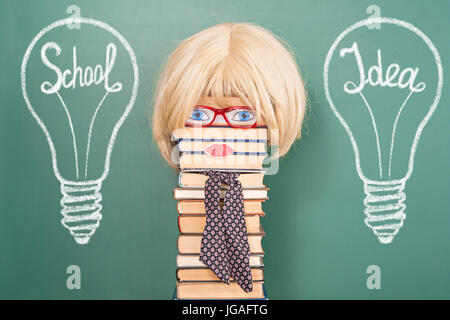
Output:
[0, 0, 449, 299]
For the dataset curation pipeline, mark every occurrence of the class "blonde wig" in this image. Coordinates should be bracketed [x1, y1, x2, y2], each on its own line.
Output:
[152, 22, 307, 168]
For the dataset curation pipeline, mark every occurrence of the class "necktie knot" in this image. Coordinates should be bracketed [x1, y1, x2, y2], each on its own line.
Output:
[203, 170, 240, 186]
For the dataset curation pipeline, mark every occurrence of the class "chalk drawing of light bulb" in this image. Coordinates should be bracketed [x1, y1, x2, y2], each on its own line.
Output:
[21, 17, 139, 244]
[324, 17, 442, 244]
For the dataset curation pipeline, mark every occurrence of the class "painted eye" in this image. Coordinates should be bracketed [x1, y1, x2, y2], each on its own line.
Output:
[232, 110, 255, 122]
[190, 109, 210, 121]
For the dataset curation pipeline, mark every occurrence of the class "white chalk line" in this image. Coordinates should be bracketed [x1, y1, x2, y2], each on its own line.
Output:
[363, 181, 406, 243]
[60, 181, 103, 244]
[21, 16, 139, 184]
[84, 86, 114, 178]
[323, 17, 443, 183]
[323, 17, 443, 244]
[53, 89, 79, 179]
[21, 17, 139, 245]
[388, 90, 414, 178]
[348, 81, 383, 179]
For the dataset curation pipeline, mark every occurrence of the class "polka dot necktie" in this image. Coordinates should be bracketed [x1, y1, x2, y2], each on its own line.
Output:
[199, 170, 253, 293]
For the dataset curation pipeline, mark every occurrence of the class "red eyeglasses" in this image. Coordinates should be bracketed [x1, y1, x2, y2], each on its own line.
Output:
[185, 105, 257, 128]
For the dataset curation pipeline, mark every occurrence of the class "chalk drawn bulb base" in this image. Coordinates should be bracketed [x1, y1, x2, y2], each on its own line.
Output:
[60, 181, 103, 245]
[363, 181, 406, 244]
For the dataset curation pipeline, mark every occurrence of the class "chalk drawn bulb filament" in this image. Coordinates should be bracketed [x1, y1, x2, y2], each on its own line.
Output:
[324, 17, 443, 244]
[21, 17, 139, 244]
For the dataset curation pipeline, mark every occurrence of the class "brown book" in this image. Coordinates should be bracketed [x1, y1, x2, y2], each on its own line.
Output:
[176, 281, 265, 299]
[177, 267, 264, 282]
[176, 254, 264, 268]
[173, 187, 269, 200]
[178, 215, 262, 234]
[177, 200, 265, 215]
[178, 234, 265, 255]
[179, 171, 265, 188]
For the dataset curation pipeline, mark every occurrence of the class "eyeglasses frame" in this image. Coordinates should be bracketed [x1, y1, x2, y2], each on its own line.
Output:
[185, 105, 258, 129]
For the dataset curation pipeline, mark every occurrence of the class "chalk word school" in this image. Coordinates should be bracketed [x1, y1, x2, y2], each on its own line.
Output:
[40, 42, 122, 94]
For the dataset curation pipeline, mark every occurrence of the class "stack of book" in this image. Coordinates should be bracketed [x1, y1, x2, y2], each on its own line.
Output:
[172, 126, 269, 299]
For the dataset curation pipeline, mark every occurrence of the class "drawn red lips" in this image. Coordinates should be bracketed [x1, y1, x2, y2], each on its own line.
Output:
[203, 144, 234, 158]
